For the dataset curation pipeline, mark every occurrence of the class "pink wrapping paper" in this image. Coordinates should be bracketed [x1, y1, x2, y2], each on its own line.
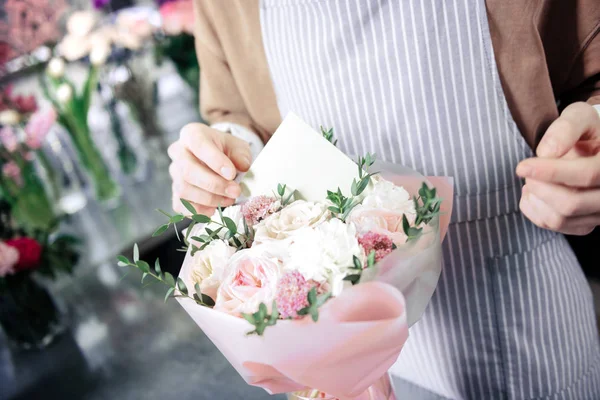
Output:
[176, 161, 454, 399]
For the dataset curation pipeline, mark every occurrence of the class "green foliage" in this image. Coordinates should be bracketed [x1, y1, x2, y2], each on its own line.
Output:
[297, 287, 332, 322]
[241, 301, 279, 336]
[320, 126, 338, 147]
[276, 183, 294, 206]
[402, 182, 442, 242]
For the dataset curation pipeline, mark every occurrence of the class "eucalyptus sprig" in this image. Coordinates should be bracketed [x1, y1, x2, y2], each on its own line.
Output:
[276, 183, 294, 207]
[117, 244, 215, 307]
[343, 252, 376, 285]
[241, 301, 279, 336]
[402, 182, 443, 242]
[321, 126, 337, 147]
[297, 287, 332, 322]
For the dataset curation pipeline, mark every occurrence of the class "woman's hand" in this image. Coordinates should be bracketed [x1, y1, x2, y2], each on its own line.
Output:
[168, 123, 252, 216]
[517, 102, 600, 235]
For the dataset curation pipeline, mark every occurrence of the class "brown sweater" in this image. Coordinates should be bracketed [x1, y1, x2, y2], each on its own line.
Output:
[193, 0, 600, 150]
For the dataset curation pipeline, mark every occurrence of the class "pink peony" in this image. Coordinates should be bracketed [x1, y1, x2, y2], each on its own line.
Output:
[275, 271, 314, 319]
[241, 196, 279, 226]
[2, 161, 22, 187]
[25, 108, 56, 149]
[358, 231, 394, 263]
[214, 246, 281, 316]
[0, 126, 18, 152]
[0, 241, 19, 277]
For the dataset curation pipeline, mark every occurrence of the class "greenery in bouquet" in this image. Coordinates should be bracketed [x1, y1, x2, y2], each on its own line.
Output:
[119, 127, 442, 336]
[0, 87, 62, 231]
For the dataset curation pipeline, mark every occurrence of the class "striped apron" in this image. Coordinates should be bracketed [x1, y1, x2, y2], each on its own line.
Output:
[259, 0, 600, 399]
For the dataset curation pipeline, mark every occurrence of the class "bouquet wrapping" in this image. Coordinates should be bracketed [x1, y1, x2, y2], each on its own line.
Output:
[171, 114, 453, 399]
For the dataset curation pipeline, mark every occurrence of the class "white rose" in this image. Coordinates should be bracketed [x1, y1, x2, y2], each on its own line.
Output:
[215, 245, 282, 315]
[286, 218, 364, 296]
[189, 240, 236, 300]
[67, 11, 97, 37]
[46, 58, 66, 79]
[348, 177, 416, 244]
[254, 200, 329, 242]
[56, 84, 73, 104]
[0, 110, 20, 126]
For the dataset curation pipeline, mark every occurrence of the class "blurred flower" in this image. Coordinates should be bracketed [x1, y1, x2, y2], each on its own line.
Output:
[90, 42, 111, 65]
[58, 34, 92, 61]
[0, 110, 21, 126]
[0, 126, 19, 152]
[5, 238, 43, 272]
[13, 95, 37, 114]
[0, 241, 19, 277]
[46, 58, 66, 78]
[92, 0, 111, 9]
[113, 30, 142, 51]
[116, 13, 154, 39]
[2, 161, 23, 186]
[25, 109, 57, 149]
[67, 11, 98, 37]
[56, 84, 73, 104]
[0, 86, 37, 115]
[160, 0, 195, 35]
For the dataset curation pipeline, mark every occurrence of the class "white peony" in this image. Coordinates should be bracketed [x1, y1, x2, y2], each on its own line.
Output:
[189, 240, 236, 300]
[285, 218, 364, 296]
[254, 200, 329, 242]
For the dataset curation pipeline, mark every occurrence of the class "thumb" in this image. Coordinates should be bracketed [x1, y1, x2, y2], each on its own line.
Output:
[537, 102, 600, 158]
[223, 134, 252, 172]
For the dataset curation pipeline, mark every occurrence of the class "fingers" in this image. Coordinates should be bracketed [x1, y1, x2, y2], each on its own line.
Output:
[520, 189, 600, 236]
[523, 179, 600, 217]
[536, 102, 600, 158]
[172, 195, 215, 217]
[223, 134, 252, 172]
[179, 123, 238, 180]
[516, 155, 600, 188]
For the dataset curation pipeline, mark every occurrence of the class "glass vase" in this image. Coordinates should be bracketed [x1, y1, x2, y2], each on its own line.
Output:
[10, 165, 57, 232]
[0, 273, 66, 350]
[286, 374, 395, 400]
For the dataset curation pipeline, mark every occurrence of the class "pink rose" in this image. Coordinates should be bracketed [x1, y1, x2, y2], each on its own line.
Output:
[215, 246, 282, 316]
[25, 109, 56, 149]
[0, 241, 19, 277]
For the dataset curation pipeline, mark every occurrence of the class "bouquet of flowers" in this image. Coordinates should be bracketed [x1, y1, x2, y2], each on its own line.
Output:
[119, 114, 452, 399]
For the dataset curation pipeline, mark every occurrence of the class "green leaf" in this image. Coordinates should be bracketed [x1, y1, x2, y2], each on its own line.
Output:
[192, 214, 212, 224]
[328, 206, 340, 214]
[180, 198, 197, 214]
[367, 250, 376, 267]
[164, 272, 176, 287]
[194, 283, 203, 297]
[402, 214, 411, 234]
[316, 292, 332, 307]
[351, 179, 358, 196]
[242, 313, 256, 325]
[201, 294, 215, 307]
[310, 308, 319, 322]
[117, 255, 129, 264]
[117, 261, 128, 267]
[177, 277, 188, 295]
[307, 287, 317, 305]
[232, 236, 242, 248]
[141, 272, 148, 284]
[269, 301, 279, 324]
[344, 274, 361, 285]
[153, 224, 169, 237]
[259, 303, 268, 320]
[353, 255, 362, 270]
[223, 217, 237, 234]
[164, 287, 175, 303]
[136, 260, 150, 273]
[297, 307, 309, 316]
[170, 214, 185, 223]
[157, 208, 172, 218]
[154, 259, 162, 275]
[133, 244, 139, 263]
[277, 183, 285, 197]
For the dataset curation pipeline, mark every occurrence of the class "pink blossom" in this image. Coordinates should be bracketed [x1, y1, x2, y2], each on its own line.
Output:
[275, 271, 316, 319]
[0, 241, 19, 277]
[159, 0, 195, 35]
[0, 126, 18, 152]
[25, 108, 56, 149]
[2, 161, 23, 187]
[358, 231, 394, 264]
[242, 196, 278, 226]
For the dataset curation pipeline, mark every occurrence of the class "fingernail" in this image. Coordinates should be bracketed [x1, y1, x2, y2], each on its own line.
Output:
[221, 166, 234, 180]
[516, 164, 533, 177]
[537, 139, 558, 158]
[225, 184, 240, 198]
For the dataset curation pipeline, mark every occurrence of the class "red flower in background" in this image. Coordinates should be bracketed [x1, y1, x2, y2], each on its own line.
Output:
[5, 238, 43, 272]
[0, 85, 38, 114]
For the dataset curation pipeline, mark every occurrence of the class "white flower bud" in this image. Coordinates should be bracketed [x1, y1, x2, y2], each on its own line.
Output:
[56, 84, 73, 104]
[0, 110, 21, 125]
[46, 58, 66, 78]
[89, 44, 111, 66]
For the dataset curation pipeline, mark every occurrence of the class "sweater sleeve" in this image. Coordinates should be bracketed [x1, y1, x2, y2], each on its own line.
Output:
[192, 0, 272, 144]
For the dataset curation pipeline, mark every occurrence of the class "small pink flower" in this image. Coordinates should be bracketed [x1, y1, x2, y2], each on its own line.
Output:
[2, 161, 23, 187]
[0, 241, 19, 277]
[358, 231, 394, 264]
[160, 0, 195, 35]
[25, 108, 56, 149]
[275, 270, 315, 319]
[242, 195, 279, 226]
[0, 126, 18, 152]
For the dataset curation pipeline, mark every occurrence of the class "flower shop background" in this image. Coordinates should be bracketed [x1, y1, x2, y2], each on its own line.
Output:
[0, 1, 598, 399]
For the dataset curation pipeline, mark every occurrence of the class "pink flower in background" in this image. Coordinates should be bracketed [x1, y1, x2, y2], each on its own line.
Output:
[358, 231, 394, 263]
[25, 109, 56, 149]
[0, 241, 19, 277]
[275, 270, 313, 319]
[0, 126, 19, 152]
[2, 161, 23, 187]
[242, 196, 279, 226]
[159, 0, 195, 35]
